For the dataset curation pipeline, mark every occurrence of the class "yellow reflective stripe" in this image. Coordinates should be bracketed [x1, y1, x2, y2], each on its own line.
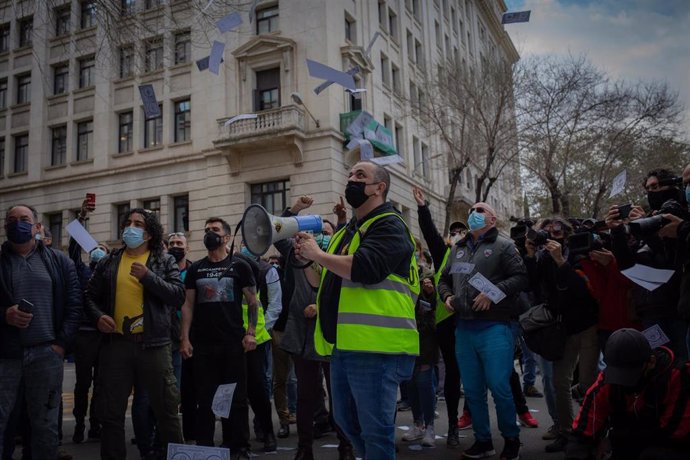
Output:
[338, 312, 417, 330]
[434, 248, 454, 324]
[342, 278, 414, 297]
[242, 303, 271, 345]
[337, 323, 419, 355]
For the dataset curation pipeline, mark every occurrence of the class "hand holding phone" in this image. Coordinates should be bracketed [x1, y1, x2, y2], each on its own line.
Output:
[7, 300, 33, 328]
[85, 193, 96, 211]
[18, 299, 33, 314]
[617, 203, 632, 220]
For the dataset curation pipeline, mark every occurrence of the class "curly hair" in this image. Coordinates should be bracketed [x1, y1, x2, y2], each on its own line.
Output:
[120, 208, 164, 254]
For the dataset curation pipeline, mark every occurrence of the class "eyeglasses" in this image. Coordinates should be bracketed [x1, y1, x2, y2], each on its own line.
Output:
[469, 207, 486, 214]
[168, 232, 185, 239]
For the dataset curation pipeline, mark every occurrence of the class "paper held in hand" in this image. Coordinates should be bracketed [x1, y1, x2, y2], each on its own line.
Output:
[468, 273, 507, 304]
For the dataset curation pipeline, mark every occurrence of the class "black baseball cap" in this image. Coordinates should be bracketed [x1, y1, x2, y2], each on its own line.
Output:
[603, 328, 652, 386]
[449, 221, 467, 233]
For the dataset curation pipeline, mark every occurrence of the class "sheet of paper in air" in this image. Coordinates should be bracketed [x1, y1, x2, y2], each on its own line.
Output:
[139, 84, 161, 120]
[212, 383, 236, 419]
[167, 443, 230, 460]
[468, 273, 507, 303]
[346, 138, 374, 160]
[208, 41, 225, 75]
[314, 66, 361, 95]
[197, 56, 224, 72]
[374, 125, 393, 146]
[306, 59, 356, 91]
[609, 170, 627, 198]
[224, 113, 258, 126]
[217, 11, 242, 33]
[501, 10, 531, 24]
[642, 324, 671, 348]
[364, 31, 382, 58]
[450, 262, 475, 274]
[346, 111, 374, 138]
[346, 87, 367, 100]
[621, 264, 674, 284]
[65, 219, 98, 253]
[371, 154, 403, 166]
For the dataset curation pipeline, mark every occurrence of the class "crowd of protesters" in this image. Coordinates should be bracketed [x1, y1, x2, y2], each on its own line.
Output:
[1, 161, 690, 460]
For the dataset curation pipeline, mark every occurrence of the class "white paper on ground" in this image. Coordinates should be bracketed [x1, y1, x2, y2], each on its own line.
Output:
[468, 272, 507, 303]
[224, 113, 258, 126]
[65, 219, 98, 253]
[609, 169, 627, 198]
[642, 324, 671, 348]
[211, 383, 236, 419]
[306, 59, 356, 91]
[167, 443, 230, 460]
[621, 264, 674, 284]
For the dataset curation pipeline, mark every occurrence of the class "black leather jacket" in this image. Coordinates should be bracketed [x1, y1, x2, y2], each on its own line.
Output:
[85, 247, 185, 348]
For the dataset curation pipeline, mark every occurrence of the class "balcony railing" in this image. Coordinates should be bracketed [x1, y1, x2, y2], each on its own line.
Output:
[215, 105, 305, 144]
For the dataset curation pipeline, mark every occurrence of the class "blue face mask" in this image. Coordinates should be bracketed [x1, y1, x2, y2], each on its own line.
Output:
[6, 221, 34, 244]
[240, 246, 257, 259]
[90, 248, 107, 263]
[685, 185, 690, 204]
[122, 226, 146, 248]
[467, 212, 486, 231]
[314, 234, 331, 251]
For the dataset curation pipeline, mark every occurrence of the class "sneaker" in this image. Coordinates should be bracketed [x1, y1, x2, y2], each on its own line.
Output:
[446, 425, 461, 448]
[457, 410, 473, 430]
[462, 439, 495, 459]
[397, 401, 412, 412]
[402, 424, 425, 442]
[541, 425, 559, 441]
[500, 438, 520, 460]
[545, 434, 568, 453]
[518, 411, 539, 428]
[421, 426, 436, 448]
[523, 385, 543, 398]
[288, 413, 297, 424]
[277, 423, 290, 439]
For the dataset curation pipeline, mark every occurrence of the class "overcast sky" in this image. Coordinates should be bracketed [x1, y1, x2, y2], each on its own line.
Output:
[503, 0, 690, 136]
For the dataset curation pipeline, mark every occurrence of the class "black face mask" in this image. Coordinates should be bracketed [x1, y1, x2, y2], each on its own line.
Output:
[647, 188, 680, 211]
[203, 232, 224, 251]
[168, 247, 186, 262]
[345, 181, 375, 209]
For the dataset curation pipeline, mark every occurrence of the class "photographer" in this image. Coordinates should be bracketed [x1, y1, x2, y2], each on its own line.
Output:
[524, 218, 599, 453]
[605, 168, 688, 361]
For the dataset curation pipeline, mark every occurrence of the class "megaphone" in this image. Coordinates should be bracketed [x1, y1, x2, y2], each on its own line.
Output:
[240, 204, 322, 256]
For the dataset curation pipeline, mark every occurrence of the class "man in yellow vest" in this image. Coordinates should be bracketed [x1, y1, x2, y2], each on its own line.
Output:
[294, 160, 419, 460]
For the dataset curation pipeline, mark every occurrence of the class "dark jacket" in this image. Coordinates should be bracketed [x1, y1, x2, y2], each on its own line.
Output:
[415, 285, 439, 366]
[417, 203, 448, 270]
[674, 221, 690, 321]
[524, 249, 598, 335]
[68, 236, 98, 331]
[0, 241, 82, 359]
[84, 247, 185, 348]
[438, 227, 528, 322]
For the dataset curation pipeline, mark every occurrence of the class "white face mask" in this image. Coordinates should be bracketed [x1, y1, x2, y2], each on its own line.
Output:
[450, 234, 462, 245]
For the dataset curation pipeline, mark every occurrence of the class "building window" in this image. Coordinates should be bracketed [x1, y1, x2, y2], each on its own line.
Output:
[395, 123, 404, 159]
[435, 20, 441, 49]
[81, 0, 96, 29]
[143, 199, 160, 219]
[421, 142, 430, 178]
[349, 89, 362, 111]
[409, 80, 418, 104]
[411, 0, 421, 20]
[145, 37, 164, 72]
[256, 6, 279, 34]
[76, 120, 93, 161]
[116, 203, 131, 233]
[391, 64, 400, 94]
[53, 64, 69, 95]
[0, 138, 5, 176]
[14, 134, 28, 173]
[119, 45, 134, 79]
[144, 105, 163, 148]
[415, 39, 423, 68]
[388, 8, 398, 42]
[174, 31, 191, 64]
[18, 17, 32, 48]
[378, 1, 387, 29]
[451, 7, 457, 33]
[0, 79, 6, 109]
[0, 23, 9, 53]
[251, 180, 290, 215]
[121, 0, 135, 15]
[344, 15, 355, 43]
[55, 7, 71, 37]
[466, 169, 472, 189]
[173, 195, 188, 232]
[79, 56, 95, 88]
[412, 136, 420, 172]
[17, 74, 30, 104]
[380, 53, 390, 87]
[48, 213, 63, 247]
[118, 112, 133, 153]
[174, 100, 191, 142]
[406, 30, 414, 62]
[51, 126, 67, 166]
[255, 68, 280, 111]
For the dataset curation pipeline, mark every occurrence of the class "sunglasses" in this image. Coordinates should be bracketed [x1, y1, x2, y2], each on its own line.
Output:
[469, 207, 486, 214]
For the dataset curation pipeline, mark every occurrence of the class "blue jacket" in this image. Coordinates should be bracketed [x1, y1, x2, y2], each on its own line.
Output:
[0, 241, 82, 359]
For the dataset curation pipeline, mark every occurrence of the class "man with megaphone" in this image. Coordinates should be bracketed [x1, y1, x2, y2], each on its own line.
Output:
[294, 160, 420, 460]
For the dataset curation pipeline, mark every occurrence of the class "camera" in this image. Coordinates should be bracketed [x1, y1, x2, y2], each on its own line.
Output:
[526, 228, 549, 247]
[658, 176, 683, 188]
[568, 231, 604, 256]
[627, 199, 685, 238]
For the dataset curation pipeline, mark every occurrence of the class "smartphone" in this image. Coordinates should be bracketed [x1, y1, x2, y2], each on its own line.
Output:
[85, 193, 96, 209]
[617, 203, 632, 220]
[18, 299, 33, 314]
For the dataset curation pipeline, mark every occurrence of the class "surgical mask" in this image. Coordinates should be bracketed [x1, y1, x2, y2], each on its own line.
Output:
[6, 221, 34, 244]
[467, 212, 486, 232]
[647, 188, 680, 211]
[314, 233, 331, 251]
[122, 226, 146, 248]
[90, 248, 107, 263]
[450, 234, 462, 245]
[203, 232, 223, 251]
[345, 181, 373, 209]
[240, 246, 257, 259]
[168, 247, 185, 262]
[685, 185, 690, 205]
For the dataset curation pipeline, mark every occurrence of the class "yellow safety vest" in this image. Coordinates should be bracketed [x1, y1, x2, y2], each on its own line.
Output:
[242, 301, 271, 345]
[434, 247, 454, 325]
[314, 212, 420, 356]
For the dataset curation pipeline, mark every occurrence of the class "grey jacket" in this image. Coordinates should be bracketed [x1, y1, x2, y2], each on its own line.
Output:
[438, 227, 528, 322]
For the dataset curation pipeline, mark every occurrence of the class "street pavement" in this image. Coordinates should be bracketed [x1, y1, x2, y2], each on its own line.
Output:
[11, 363, 567, 459]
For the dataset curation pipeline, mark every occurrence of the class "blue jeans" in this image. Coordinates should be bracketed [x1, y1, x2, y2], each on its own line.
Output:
[407, 366, 436, 426]
[455, 323, 519, 442]
[0, 345, 64, 460]
[287, 365, 297, 414]
[535, 354, 558, 426]
[519, 336, 537, 387]
[330, 349, 415, 460]
[172, 349, 182, 390]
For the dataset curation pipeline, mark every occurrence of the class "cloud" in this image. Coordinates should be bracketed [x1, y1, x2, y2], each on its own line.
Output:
[504, 0, 690, 134]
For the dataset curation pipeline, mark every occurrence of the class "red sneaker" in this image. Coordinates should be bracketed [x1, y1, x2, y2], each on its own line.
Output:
[518, 411, 539, 428]
[457, 410, 472, 430]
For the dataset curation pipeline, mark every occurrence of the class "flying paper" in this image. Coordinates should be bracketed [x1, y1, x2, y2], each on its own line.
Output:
[139, 84, 161, 120]
[314, 65, 361, 95]
[224, 113, 258, 126]
[306, 59, 356, 91]
[208, 41, 225, 75]
[609, 170, 627, 198]
[196, 55, 224, 72]
[65, 219, 98, 253]
[364, 31, 382, 58]
[217, 11, 242, 33]
[502, 10, 531, 24]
